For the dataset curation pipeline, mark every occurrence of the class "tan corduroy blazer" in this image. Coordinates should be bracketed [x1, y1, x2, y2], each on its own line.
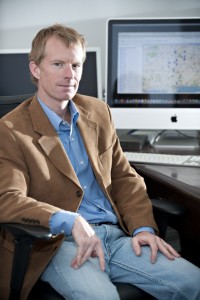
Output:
[0, 94, 157, 299]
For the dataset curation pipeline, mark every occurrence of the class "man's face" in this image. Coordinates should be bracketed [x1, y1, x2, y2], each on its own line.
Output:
[30, 36, 84, 103]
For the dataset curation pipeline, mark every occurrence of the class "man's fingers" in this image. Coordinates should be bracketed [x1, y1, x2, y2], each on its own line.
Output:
[72, 241, 93, 268]
[70, 257, 79, 269]
[157, 239, 181, 260]
[149, 242, 158, 264]
[71, 244, 85, 269]
[132, 238, 141, 256]
[95, 243, 105, 271]
[71, 236, 105, 271]
[132, 232, 159, 263]
[132, 232, 181, 265]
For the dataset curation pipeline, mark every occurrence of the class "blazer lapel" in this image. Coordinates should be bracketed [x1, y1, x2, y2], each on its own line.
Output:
[29, 98, 80, 187]
[76, 107, 102, 178]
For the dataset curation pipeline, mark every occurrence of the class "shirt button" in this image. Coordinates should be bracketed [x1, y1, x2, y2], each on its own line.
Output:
[83, 185, 87, 189]
[80, 161, 84, 165]
[76, 190, 82, 197]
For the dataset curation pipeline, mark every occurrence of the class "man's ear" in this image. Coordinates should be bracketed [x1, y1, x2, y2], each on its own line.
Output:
[29, 61, 40, 80]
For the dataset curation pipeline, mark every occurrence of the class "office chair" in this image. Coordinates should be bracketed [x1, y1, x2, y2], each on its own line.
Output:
[0, 94, 34, 118]
[0, 198, 186, 300]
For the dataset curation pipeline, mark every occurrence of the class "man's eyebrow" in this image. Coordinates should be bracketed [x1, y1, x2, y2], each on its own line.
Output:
[51, 59, 65, 62]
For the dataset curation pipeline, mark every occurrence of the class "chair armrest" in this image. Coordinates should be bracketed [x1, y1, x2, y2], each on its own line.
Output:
[151, 197, 186, 239]
[0, 223, 52, 240]
[151, 198, 186, 217]
[0, 223, 53, 300]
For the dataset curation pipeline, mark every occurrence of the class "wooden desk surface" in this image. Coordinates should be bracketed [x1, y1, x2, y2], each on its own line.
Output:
[134, 164, 200, 201]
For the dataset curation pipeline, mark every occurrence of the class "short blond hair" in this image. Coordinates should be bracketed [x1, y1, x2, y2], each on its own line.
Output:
[29, 24, 87, 84]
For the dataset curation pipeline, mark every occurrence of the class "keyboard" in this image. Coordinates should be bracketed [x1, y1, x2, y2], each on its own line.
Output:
[124, 152, 200, 167]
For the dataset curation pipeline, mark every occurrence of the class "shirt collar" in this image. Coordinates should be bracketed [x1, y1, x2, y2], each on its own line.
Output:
[37, 97, 79, 132]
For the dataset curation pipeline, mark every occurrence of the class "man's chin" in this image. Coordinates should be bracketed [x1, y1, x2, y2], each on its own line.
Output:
[60, 92, 76, 101]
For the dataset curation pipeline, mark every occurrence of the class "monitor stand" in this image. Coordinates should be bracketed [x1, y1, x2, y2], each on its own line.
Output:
[130, 130, 200, 150]
[151, 130, 200, 150]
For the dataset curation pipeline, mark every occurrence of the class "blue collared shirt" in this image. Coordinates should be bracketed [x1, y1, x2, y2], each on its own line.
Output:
[38, 98, 154, 237]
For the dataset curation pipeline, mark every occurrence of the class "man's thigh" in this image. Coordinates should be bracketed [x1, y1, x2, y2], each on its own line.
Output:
[41, 238, 120, 300]
[105, 226, 200, 300]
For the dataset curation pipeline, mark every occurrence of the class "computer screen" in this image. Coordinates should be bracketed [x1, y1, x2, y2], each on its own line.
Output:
[106, 18, 200, 131]
[0, 47, 102, 99]
[0, 49, 36, 97]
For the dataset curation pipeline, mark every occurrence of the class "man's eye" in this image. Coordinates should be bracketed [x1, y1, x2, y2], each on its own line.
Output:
[54, 62, 63, 67]
[73, 64, 81, 69]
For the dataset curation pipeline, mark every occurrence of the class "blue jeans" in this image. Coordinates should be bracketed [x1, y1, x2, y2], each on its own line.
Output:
[41, 225, 200, 300]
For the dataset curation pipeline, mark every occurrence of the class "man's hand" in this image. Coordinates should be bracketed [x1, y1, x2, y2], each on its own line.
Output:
[132, 231, 181, 263]
[71, 216, 105, 271]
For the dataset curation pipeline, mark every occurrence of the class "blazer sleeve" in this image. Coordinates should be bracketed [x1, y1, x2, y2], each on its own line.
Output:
[98, 103, 158, 235]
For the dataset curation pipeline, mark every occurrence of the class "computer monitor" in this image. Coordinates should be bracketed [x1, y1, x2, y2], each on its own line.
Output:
[0, 47, 102, 99]
[79, 47, 103, 99]
[0, 49, 36, 97]
[106, 18, 200, 137]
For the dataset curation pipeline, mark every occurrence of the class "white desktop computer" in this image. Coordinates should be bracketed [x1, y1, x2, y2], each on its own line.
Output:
[105, 17, 200, 149]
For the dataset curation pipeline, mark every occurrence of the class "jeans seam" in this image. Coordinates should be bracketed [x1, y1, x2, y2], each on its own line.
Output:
[104, 225, 112, 257]
[110, 260, 188, 300]
[47, 260, 76, 300]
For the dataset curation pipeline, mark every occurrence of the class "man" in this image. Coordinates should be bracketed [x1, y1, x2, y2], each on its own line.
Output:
[0, 24, 199, 300]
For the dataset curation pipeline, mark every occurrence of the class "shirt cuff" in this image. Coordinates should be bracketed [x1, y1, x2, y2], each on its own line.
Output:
[49, 210, 80, 236]
[133, 226, 155, 236]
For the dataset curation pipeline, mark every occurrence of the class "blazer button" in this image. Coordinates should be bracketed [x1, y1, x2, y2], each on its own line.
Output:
[76, 190, 82, 197]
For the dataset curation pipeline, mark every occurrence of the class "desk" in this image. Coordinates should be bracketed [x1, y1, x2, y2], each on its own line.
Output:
[134, 163, 200, 267]
[117, 130, 200, 267]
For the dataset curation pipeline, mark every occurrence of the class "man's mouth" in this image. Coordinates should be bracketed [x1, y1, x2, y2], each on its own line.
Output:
[59, 84, 74, 89]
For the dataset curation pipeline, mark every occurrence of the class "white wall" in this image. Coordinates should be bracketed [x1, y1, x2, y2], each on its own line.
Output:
[1, 0, 200, 91]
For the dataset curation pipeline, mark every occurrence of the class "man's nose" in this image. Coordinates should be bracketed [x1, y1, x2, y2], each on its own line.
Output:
[64, 66, 74, 78]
